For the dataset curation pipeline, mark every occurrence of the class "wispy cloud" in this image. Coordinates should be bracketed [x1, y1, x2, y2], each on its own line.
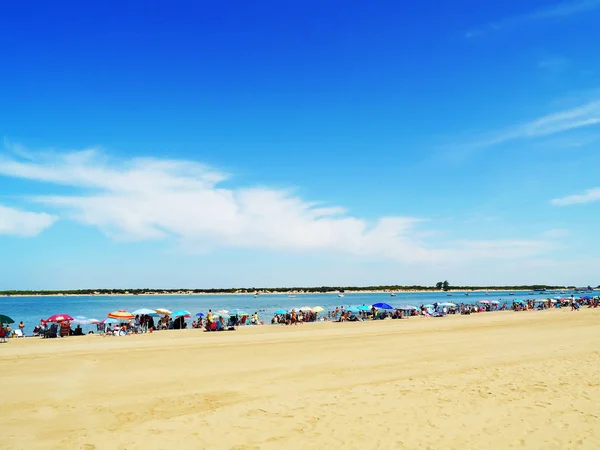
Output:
[0, 146, 556, 262]
[471, 99, 600, 149]
[0, 204, 56, 237]
[538, 55, 570, 72]
[552, 187, 600, 205]
[466, 0, 600, 37]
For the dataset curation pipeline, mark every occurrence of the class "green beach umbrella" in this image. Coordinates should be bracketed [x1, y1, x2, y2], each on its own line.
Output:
[0, 314, 15, 324]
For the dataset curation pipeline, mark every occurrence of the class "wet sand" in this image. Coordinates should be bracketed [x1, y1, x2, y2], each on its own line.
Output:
[1, 309, 599, 449]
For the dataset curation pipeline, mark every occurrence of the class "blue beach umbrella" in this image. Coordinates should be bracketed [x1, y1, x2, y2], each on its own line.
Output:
[171, 310, 191, 318]
[346, 306, 360, 313]
[274, 309, 287, 315]
[398, 305, 418, 310]
[196, 312, 205, 317]
[356, 305, 371, 311]
[230, 309, 249, 316]
[372, 302, 394, 310]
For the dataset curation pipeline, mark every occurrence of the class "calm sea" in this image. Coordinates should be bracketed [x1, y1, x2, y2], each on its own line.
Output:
[0, 290, 586, 334]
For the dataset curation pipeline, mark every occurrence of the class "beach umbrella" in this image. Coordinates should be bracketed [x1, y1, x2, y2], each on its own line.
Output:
[356, 305, 371, 311]
[73, 316, 93, 325]
[171, 310, 191, 318]
[89, 318, 101, 324]
[299, 306, 312, 311]
[512, 299, 525, 303]
[132, 308, 156, 315]
[274, 309, 287, 315]
[440, 302, 456, 307]
[155, 308, 172, 315]
[215, 309, 229, 315]
[47, 313, 74, 322]
[478, 300, 491, 304]
[398, 305, 418, 310]
[0, 314, 14, 324]
[229, 309, 248, 316]
[103, 318, 121, 324]
[424, 304, 435, 308]
[107, 310, 135, 320]
[489, 301, 500, 304]
[346, 306, 360, 313]
[196, 312, 205, 317]
[372, 302, 394, 310]
[312, 306, 324, 313]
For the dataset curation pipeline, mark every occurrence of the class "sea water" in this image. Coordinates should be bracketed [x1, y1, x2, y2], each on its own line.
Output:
[0, 290, 583, 335]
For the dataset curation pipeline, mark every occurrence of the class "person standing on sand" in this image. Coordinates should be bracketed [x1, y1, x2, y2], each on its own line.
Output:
[19, 321, 25, 336]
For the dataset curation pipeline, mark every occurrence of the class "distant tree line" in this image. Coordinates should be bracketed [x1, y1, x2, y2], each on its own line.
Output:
[0, 283, 587, 296]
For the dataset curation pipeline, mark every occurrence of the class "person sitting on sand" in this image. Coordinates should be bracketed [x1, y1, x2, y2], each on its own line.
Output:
[74, 324, 84, 336]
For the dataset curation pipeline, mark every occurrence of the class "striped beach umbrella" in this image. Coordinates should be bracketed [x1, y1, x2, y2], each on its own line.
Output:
[107, 310, 135, 320]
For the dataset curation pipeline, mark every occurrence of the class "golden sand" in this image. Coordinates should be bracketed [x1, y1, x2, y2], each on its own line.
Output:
[1, 309, 599, 449]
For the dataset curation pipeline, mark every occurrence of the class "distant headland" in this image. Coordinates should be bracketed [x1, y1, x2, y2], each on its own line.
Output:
[1, 283, 596, 297]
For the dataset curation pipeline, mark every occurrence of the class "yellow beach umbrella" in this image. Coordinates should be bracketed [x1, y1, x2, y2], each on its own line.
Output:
[312, 306, 324, 313]
[299, 306, 312, 311]
[155, 308, 172, 315]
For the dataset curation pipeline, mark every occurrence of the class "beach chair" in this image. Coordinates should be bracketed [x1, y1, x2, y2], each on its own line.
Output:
[14, 329, 24, 338]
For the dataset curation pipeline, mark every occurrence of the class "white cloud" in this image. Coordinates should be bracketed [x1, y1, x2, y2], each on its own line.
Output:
[0, 148, 556, 262]
[466, 0, 600, 37]
[551, 187, 600, 205]
[472, 100, 600, 149]
[0, 204, 56, 237]
[541, 229, 570, 238]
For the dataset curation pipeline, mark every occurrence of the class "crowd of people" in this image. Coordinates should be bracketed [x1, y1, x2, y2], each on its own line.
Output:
[1, 296, 598, 339]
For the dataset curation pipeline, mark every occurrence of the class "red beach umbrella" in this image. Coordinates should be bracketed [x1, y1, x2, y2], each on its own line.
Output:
[46, 314, 74, 322]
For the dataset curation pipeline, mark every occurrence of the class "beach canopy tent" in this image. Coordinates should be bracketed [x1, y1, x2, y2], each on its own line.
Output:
[47, 314, 74, 323]
[0, 314, 14, 324]
[171, 310, 191, 318]
[372, 302, 394, 310]
[132, 308, 157, 316]
[312, 306, 324, 313]
[274, 309, 287, 315]
[107, 310, 135, 320]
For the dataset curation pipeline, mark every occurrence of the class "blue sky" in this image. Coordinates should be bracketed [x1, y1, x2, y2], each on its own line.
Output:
[1, 0, 599, 289]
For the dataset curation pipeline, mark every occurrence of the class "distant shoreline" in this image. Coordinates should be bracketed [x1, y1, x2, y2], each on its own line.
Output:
[0, 288, 587, 298]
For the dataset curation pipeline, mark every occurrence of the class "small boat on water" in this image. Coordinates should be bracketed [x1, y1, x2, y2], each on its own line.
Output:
[338, 293, 344, 298]
[288, 294, 296, 298]
[447, 294, 452, 297]
[254, 293, 259, 298]
[390, 293, 397, 297]
[464, 293, 470, 296]
[509, 292, 515, 296]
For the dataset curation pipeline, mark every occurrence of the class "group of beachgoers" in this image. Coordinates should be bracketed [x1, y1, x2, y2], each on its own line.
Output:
[1, 295, 598, 340]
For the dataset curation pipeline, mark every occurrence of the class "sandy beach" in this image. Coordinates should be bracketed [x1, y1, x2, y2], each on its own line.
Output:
[1, 309, 599, 449]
